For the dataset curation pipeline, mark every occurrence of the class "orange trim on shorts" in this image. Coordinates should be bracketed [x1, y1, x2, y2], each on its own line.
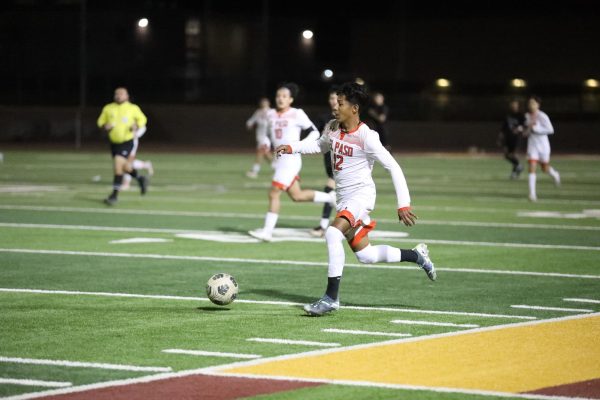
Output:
[336, 210, 356, 227]
[350, 220, 377, 248]
[271, 175, 300, 191]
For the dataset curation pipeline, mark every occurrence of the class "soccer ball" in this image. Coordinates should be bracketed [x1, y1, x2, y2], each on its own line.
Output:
[206, 273, 238, 306]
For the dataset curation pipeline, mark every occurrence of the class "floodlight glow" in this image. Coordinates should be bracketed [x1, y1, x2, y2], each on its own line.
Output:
[323, 69, 333, 79]
[584, 79, 599, 88]
[355, 77, 365, 85]
[138, 18, 149, 28]
[302, 30, 314, 40]
[436, 78, 451, 88]
[511, 78, 526, 88]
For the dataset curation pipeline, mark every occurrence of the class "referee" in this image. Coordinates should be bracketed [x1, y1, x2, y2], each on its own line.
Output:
[97, 87, 148, 205]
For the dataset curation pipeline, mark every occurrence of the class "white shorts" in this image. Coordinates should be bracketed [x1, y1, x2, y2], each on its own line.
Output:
[527, 135, 551, 163]
[272, 154, 301, 190]
[256, 133, 271, 150]
[336, 189, 376, 228]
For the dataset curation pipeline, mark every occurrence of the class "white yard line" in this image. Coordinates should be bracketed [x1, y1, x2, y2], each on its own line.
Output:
[321, 329, 412, 338]
[563, 297, 600, 304]
[390, 320, 479, 328]
[1, 247, 599, 281]
[0, 356, 171, 372]
[0, 378, 72, 388]
[0, 288, 537, 320]
[162, 349, 261, 359]
[511, 305, 595, 313]
[5, 314, 599, 400]
[2, 204, 600, 231]
[247, 338, 340, 347]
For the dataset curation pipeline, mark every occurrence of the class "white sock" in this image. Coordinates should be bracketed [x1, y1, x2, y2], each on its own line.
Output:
[528, 173, 537, 198]
[123, 174, 132, 183]
[313, 191, 332, 203]
[548, 167, 559, 181]
[263, 212, 278, 234]
[252, 163, 260, 173]
[325, 227, 346, 277]
[132, 159, 145, 169]
[319, 218, 329, 230]
[355, 244, 401, 264]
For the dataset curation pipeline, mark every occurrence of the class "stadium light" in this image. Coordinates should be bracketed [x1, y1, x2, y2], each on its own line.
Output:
[322, 69, 333, 80]
[302, 30, 314, 40]
[584, 78, 599, 88]
[355, 77, 365, 85]
[510, 78, 527, 88]
[435, 78, 451, 88]
[138, 18, 149, 28]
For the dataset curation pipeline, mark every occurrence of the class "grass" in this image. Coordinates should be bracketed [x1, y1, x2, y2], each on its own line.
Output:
[0, 149, 599, 399]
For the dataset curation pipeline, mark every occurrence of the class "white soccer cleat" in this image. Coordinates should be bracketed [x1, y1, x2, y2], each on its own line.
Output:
[413, 243, 437, 281]
[553, 172, 561, 187]
[248, 229, 272, 242]
[528, 194, 538, 202]
[246, 171, 258, 179]
[146, 161, 154, 176]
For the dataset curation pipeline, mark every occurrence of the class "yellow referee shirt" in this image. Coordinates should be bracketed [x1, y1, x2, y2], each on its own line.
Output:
[97, 102, 147, 144]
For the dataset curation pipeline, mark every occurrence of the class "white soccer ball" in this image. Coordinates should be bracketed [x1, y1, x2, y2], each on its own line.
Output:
[206, 273, 239, 305]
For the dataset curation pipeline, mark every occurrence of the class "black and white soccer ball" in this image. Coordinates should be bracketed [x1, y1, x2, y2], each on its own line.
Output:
[206, 273, 239, 305]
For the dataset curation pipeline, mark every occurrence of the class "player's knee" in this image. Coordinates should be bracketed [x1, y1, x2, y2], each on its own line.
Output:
[325, 226, 345, 244]
[355, 245, 377, 264]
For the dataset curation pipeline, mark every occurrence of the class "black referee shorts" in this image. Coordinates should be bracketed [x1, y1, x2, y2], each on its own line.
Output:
[110, 140, 134, 158]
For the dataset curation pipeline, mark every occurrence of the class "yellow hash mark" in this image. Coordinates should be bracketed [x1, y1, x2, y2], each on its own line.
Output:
[225, 314, 600, 393]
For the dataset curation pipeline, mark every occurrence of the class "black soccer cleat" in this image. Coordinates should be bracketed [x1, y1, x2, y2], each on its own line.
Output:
[104, 195, 117, 206]
[138, 176, 148, 195]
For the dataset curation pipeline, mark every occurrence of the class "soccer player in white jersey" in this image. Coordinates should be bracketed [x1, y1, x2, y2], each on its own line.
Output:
[246, 97, 273, 178]
[248, 83, 336, 242]
[276, 82, 436, 316]
[524, 95, 560, 201]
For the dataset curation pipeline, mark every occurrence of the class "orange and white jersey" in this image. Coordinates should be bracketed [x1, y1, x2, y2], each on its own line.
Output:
[289, 120, 411, 209]
[267, 107, 319, 149]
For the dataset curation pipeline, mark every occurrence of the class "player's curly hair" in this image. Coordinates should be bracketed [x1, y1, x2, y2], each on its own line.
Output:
[277, 82, 299, 98]
[337, 82, 369, 111]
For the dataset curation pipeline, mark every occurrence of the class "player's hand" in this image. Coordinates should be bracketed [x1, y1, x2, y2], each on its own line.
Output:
[131, 123, 138, 132]
[398, 207, 417, 226]
[275, 145, 292, 158]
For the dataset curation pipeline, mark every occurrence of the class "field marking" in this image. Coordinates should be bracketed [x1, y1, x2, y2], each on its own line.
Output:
[0, 247, 597, 292]
[1, 247, 599, 281]
[0, 356, 172, 372]
[563, 298, 600, 304]
[162, 349, 261, 359]
[210, 313, 600, 398]
[3, 204, 600, 231]
[3, 222, 600, 251]
[390, 319, 479, 328]
[511, 305, 595, 313]
[321, 329, 412, 338]
[109, 237, 172, 244]
[0, 288, 537, 320]
[247, 338, 340, 347]
[4, 314, 598, 400]
[0, 378, 72, 388]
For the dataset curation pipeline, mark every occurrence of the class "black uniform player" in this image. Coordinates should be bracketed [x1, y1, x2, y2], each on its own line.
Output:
[498, 99, 525, 179]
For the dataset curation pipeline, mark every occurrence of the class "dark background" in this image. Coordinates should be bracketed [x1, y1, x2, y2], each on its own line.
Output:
[1, 0, 599, 150]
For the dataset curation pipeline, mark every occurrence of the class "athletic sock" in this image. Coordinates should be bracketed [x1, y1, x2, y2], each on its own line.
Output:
[548, 167, 560, 181]
[319, 217, 329, 230]
[325, 226, 346, 278]
[313, 191, 332, 203]
[264, 212, 278, 234]
[111, 175, 123, 198]
[252, 163, 260, 174]
[325, 276, 341, 300]
[528, 173, 537, 198]
[132, 159, 144, 169]
[400, 249, 419, 263]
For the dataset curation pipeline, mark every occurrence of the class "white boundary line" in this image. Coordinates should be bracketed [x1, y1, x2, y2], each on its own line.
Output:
[511, 305, 595, 313]
[247, 338, 340, 347]
[563, 298, 600, 304]
[2, 314, 598, 399]
[0, 288, 537, 320]
[390, 320, 479, 328]
[321, 329, 412, 338]
[2, 204, 600, 231]
[0, 378, 72, 388]
[161, 349, 261, 359]
[3, 222, 599, 251]
[0, 357, 171, 372]
[1, 247, 599, 280]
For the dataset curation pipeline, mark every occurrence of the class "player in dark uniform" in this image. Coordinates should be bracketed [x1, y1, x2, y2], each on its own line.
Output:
[365, 92, 390, 150]
[498, 99, 525, 179]
[310, 86, 339, 237]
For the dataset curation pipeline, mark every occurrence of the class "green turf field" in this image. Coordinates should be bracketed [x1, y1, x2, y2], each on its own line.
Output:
[0, 150, 599, 399]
